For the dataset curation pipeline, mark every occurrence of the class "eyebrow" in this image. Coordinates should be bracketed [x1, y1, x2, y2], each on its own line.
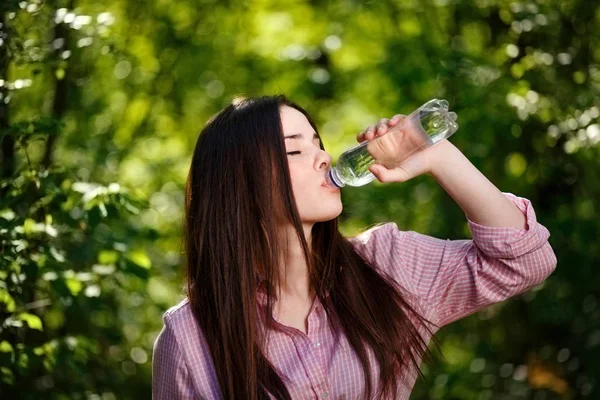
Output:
[284, 132, 320, 141]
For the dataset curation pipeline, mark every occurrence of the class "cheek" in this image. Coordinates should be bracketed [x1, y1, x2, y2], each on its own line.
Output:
[290, 178, 314, 201]
[287, 165, 311, 188]
[287, 169, 319, 203]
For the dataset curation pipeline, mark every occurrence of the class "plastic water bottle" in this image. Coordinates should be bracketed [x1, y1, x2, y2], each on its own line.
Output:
[325, 99, 458, 188]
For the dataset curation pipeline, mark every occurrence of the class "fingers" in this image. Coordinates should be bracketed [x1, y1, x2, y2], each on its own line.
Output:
[357, 118, 390, 142]
[376, 118, 391, 135]
[357, 124, 376, 142]
[357, 114, 406, 143]
[390, 114, 405, 125]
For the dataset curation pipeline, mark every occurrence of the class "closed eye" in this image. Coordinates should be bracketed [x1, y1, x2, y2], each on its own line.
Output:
[287, 151, 301, 156]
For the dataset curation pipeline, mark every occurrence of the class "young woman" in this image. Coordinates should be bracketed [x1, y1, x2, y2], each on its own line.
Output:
[152, 95, 557, 400]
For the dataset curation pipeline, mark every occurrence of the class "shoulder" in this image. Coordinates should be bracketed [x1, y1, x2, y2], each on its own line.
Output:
[154, 297, 202, 355]
[153, 298, 208, 398]
[154, 297, 217, 384]
[154, 297, 194, 351]
[346, 223, 436, 322]
[346, 222, 409, 279]
[162, 297, 193, 326]
[347, 222, 404, 258]
[160, 298, 223, 398]
[347, 222, 399, 245]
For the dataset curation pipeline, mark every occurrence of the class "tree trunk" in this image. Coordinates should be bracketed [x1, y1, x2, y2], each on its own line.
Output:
[42, 0, 74, 168]
[0, 7, 14, 182]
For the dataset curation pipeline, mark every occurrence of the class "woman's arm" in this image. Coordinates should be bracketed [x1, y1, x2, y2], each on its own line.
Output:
[361, 115, 535, 230]
[350, 191, 557, 328]
[428, 140, 527, 229]
[354, 117, 557, 327]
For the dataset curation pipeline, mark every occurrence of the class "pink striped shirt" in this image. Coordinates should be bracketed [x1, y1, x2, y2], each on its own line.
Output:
[152, 192, 557, 399]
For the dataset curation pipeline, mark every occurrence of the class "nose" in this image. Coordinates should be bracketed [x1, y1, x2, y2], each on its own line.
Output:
[316, 149, 332, 171]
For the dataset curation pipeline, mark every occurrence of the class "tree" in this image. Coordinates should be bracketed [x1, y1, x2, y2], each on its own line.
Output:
[1, 0, 598, 398]
[1, 2, 153, 398]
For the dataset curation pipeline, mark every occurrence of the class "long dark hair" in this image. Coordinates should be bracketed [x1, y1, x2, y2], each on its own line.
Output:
[184, 95, 439, 399]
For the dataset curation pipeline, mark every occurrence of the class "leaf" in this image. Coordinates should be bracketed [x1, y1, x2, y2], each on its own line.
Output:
[126, 250, 151, 270]
[98, 250, 119, 265]
[73, 182, 107, 203]
[65, 278, 83, 296]
[122, 201, 140, 215]
[44, 224, 58, 237]
[122, 258, 149, 280]
[18, 312, 44, 331]
[108, 183, 121, 193]
[23, 218, 40, 234]
[0, 209, 16, 221]
[92, 264, 116, 275]
[0, 341, 14, 353]
[17, 352, 29, 372]
[0, 367, 14, 385]
[0, 288, 16, 312]
[72, 182, 97, 194]
[42, 271, 58, 281]
[49, 247, 65, 263]
[84, 285, 101, 297]
[98, 202, 108, 218]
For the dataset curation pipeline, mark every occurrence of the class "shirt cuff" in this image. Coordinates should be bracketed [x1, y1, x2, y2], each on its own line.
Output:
[467, 192, 551, 259]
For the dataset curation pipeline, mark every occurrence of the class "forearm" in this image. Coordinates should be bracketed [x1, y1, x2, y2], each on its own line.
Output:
[428, 140, 527, 229]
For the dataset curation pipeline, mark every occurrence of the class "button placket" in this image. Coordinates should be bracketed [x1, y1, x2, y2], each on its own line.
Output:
[290, 334, 329, 400]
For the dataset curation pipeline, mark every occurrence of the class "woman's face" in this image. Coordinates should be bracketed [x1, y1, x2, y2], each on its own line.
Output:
[280, 105, 342, 224]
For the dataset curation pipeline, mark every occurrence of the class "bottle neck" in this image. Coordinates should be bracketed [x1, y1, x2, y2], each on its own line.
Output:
[328, 168, 345, 188]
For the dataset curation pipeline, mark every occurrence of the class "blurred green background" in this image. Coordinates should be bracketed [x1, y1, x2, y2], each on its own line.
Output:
[1, 0, 598, 398]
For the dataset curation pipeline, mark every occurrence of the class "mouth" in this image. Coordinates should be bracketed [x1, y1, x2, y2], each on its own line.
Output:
[321, 179, 340, 191]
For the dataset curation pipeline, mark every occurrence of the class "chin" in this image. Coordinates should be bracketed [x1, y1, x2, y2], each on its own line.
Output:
[308, 205, 343, 223]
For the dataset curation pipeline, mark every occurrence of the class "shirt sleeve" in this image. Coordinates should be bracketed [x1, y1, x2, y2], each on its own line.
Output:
[349, 192, 558, 328]
[152, 313, 197, 400]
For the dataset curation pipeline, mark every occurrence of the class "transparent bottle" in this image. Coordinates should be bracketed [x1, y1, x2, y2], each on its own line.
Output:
[326, 99, 458, 188]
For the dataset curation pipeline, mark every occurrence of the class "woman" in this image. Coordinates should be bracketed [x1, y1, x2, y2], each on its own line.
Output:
[152, 95, 557, 399]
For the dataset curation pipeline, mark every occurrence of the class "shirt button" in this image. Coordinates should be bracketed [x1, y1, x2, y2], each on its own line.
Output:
[315, 342, 321, 347]
[322, 392, 329, 398]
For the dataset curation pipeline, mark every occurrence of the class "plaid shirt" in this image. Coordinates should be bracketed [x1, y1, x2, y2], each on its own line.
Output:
[152, 192, 557, 399]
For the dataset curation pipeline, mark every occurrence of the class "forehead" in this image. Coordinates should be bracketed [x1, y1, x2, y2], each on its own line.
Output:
[279, 106, 313, 133]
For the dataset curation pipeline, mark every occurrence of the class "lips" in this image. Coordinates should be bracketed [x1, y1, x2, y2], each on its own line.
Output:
[321, 178, 339, 191]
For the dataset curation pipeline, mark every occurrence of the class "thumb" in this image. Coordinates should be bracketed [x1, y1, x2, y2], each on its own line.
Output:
[369, 163, 408, 183]
[369, 164, 388, 182]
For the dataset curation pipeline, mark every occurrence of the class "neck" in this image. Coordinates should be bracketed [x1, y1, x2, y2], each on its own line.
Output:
[276, 223, 314, 301]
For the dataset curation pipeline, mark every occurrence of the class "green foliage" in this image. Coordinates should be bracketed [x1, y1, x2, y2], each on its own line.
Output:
[0, 159, 152, 398]
[0, 0, 598, 398]
[0, 2, 156, 399]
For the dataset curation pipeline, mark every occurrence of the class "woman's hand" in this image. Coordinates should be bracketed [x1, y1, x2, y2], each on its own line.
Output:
[357, 114, 445, 184]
